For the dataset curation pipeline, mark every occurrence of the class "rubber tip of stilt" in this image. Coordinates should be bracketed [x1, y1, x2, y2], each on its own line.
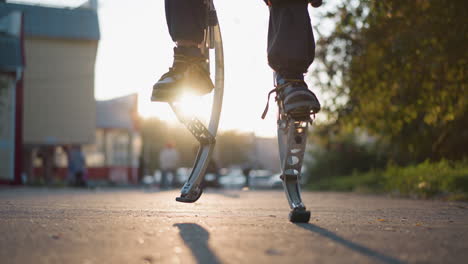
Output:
[175, 196, 197, 203]
[175, 189, 203, 203]
[289, 209, 311, 223]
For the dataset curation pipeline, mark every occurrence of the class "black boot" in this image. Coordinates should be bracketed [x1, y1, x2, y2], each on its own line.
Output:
[275, 73, 320, 120]
[262, 73, 320, 121]
[151, 47, 214, 102]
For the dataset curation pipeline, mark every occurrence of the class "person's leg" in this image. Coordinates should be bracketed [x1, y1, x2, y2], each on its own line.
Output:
[152, 0, 213, 102]
[165, 0, 206, 49]
[170, 169, 178, 187]
[267, 0, 315, 78]
[265, 0, 321, 118]
[160, 170, 168, 188]
[76, 171, 85, 187]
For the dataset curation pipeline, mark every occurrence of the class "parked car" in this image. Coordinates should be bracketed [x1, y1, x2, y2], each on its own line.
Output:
[249, 170, 274, 189]
[268, 173, 282, 189]
[173, 167, 221, 188]
[219, 168, 246, 189]
[203, 173, 221, 188]
[268, 170, 309, 189]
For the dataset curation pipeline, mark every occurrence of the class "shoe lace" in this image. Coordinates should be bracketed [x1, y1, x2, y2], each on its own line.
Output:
[174, 53, 206, 65]
[261, 79, 305, 119]
[162, 54, 207, 79]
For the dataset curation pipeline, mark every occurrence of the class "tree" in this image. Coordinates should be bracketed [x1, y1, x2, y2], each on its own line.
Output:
[140, 118, 254, 173]
[313, 0, 468, 163]
[215, 131, 253, 168]
[139, 118, 197, 173]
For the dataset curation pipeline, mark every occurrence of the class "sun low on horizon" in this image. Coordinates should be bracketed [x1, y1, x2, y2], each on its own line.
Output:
[10, 0, 326, 138]
[97, 0, 280, 138]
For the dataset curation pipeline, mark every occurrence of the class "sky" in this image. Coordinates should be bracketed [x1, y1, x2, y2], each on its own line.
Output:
[9, 0, 328, 138]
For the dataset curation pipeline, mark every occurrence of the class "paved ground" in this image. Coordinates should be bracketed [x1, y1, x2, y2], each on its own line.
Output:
[0, 188, 467, 264]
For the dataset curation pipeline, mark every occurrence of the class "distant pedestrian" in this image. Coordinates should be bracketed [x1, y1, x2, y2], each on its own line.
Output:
[159, 142, 180, 188]
[65, 145, 87, 187]
[138, 155, 146, 184]
[37, 146, 56, 184]
[242, 163, 252, 188]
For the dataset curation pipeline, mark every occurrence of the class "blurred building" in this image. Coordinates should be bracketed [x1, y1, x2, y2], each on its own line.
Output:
[0, 2, 99, 144]
[85, 94, 142, 184]
[0, 10, 24, 184]
[249, 135, 281, 173]
[33, 94, 141, 185]
[0, 2, 100, 182]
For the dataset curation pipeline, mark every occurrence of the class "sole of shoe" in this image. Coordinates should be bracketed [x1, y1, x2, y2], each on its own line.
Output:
[151, 79, 215, 102]
[151, 89, 179, 102]
[284, 101, 320, 120]
[289, 106, 313, 121]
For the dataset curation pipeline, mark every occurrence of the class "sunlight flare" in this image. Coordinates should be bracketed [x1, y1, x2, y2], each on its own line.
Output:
[174, 91, 213, 123]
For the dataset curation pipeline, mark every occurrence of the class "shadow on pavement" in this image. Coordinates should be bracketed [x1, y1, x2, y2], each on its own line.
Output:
[295, 223, 406, 264]
[174, 223, 222, 264]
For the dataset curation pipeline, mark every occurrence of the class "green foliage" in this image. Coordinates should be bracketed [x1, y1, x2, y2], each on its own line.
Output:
[308, 170, 384, 193]
[215, 131, 253, 168]
[139, 117, 198, 173]
[313, 0, 468, 163]
[383, 160, 468, 199]
[307, 123, 388, 180]
[308, 160, 468, 200]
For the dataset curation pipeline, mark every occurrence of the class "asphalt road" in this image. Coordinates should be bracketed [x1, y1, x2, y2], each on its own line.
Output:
[1, 188, 467, 264]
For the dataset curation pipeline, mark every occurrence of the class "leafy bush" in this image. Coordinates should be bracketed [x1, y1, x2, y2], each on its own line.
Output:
[308, 170, 385, 192]
[306, 126, 388, 181]
[383, 160, 468, 199]
[308, 160, 468, 200]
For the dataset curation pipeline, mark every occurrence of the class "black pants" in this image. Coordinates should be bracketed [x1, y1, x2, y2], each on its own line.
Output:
[165, 0, 315, 77]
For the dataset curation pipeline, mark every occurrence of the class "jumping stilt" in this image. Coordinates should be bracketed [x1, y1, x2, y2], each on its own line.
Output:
[171, 1, 224, 203]
[274, 78, 314, 222]
[277, 117, 311, 222]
